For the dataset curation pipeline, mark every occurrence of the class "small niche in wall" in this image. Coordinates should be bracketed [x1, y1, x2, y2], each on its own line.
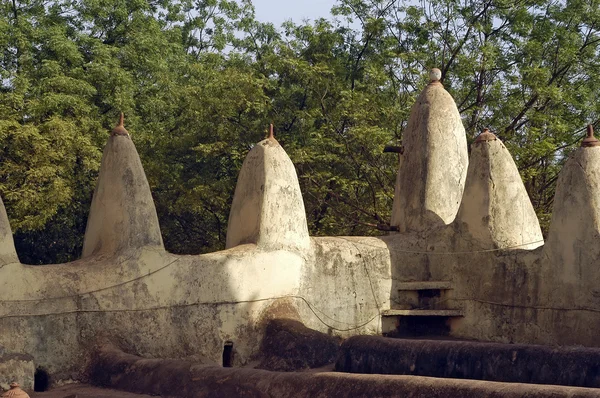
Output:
[34, 367, 50, 392]
[222, 341, 234, 367]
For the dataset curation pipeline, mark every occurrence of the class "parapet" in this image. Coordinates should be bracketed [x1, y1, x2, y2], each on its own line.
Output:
[226, 125, 310, 252]
[455, 129, 543, 249]
[391, 68, 468, 233]
[82, 114, 164, 258]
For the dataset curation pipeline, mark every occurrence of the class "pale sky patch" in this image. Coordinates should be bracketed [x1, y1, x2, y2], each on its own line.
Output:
[251, 0, 338, 26]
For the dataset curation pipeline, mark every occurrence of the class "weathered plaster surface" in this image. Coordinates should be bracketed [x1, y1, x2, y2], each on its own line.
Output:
[297, 237, 391, 336]
[391, 81, 468, 233]
[338, 336, 600, 388]
[1, 82, 600, 386]
[0, 247, 307, 375]
[544, 146, 600, 306]
[90, 343, 600, 398]
[82, 135, 163, 258]
[226, 137, 310, 252]
[455, 136, 543, 250]
[0, 197, 18, 267]
[0, 348, 34, 391]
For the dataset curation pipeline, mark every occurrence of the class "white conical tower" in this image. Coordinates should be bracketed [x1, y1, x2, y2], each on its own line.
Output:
[226, 125, 310, 252]
[544, 125, 600, 293]
[82, 114, 164, 258]
[455, 129, 543, 250]
[391, 68, 468, 233]
[0, 196, 18, 265]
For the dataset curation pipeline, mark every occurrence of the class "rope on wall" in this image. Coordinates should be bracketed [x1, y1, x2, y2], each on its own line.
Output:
[0, 236, 545, 305]
[338, 237, 545, 255]
[343, 239, 382, 334]
[0, 250, 382, 331]
[0, 258, 181, 303]
[0, 236, 572, 333]
[0, 294, 380, 332]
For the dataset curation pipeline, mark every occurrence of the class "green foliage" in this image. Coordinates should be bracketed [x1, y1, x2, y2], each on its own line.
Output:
[1, 0, 600, 263]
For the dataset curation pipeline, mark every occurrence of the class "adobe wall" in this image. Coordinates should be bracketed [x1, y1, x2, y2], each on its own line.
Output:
[1, 71, 600, 383]
[337, 336, 600, 388]
[88, 343, 600, 398]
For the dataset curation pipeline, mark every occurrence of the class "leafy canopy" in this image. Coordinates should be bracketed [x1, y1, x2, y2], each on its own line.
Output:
[1, 0, 599, 263]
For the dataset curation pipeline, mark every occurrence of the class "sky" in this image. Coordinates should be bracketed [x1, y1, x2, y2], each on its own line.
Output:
[251, 0, 338, 26]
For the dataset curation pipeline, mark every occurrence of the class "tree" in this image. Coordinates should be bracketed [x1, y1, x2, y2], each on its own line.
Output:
[0, 0, 103, 263]
[333, 0, 600, 232]
[2, 0, 600, 263]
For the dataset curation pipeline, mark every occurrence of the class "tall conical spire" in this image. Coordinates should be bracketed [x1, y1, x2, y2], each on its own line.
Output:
[0, 196, 18, 266]
[544, 125, 600, 300]
[390, 68, 468, 233]
[455, 129, 543, 250]
[226, 124, 310, 252]
[82, 113, 163, 258]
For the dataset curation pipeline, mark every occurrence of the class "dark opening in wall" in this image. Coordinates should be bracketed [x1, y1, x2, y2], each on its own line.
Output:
[417, 289, 441, 308]
[223, 341, 234, 367]
[396, 316, 450, 338]
[34, 367, 50, 392]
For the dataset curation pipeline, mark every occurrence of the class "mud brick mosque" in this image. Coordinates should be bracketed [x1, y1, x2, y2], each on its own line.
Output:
[2, 69, 600, 397]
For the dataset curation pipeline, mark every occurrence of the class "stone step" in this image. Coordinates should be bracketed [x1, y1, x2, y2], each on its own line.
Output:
[381, 309, 464, 317]
[396, 281, 453, 291]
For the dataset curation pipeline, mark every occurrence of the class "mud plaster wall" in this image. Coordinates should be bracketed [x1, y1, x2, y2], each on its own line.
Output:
[2, 222, 600, 379]
[2, 123, 600, 382]
[0, 238, 393, 378]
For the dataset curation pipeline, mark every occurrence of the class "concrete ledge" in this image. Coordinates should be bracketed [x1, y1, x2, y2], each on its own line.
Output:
[89, 344, 600, 397]
[336, 336, 600, 388]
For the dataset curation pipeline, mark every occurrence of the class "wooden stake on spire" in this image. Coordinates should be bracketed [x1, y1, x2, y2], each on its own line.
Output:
[582, 124, 600, 147]
[269, 123, 274, 140]
[111, 112, 129, 136]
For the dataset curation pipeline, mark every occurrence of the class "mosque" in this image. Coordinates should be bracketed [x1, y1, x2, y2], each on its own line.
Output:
[2, 69, 600, 397]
